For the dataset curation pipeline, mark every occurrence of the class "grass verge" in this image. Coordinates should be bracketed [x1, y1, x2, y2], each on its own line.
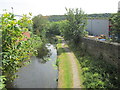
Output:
[56, 36, 73, 88]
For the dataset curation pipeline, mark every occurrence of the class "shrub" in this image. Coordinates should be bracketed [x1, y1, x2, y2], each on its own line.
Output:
[1, 12, 36, 89]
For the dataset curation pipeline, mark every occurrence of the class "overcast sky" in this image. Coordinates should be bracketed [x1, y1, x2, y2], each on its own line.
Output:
[0, 0, 119, 16]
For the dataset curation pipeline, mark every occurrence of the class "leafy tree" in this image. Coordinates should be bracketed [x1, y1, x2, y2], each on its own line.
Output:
[46, 22, 60, 36]
[64, 8, 88, 44]
[110, 12, 120, 42]
[58, 20, 69, 36]
[46, 21, 68, 37]
[32, 14, 49, 40]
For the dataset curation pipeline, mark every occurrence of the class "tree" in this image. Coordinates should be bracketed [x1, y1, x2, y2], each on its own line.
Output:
[64, 8, 87, 44]
[110, 12, 120, 42]
[46, 22, 60, 36]
[32, 14, 49, 40]
[46, 20, 68, 37]
[58, 20, 68, 36]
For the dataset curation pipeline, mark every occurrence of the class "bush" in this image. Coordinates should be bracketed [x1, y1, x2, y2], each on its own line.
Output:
[0, 12, 38, 89]
[110, 12, 120, 42]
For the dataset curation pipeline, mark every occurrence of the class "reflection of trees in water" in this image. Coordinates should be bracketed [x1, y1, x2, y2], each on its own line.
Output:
[37, 52, 52, 64]
[36, 44, 52, 64]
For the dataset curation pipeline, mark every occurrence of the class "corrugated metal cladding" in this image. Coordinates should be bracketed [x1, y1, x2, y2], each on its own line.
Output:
[86, 19, 109, 36]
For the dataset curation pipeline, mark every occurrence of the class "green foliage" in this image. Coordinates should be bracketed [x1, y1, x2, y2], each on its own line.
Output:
[47, 13, 112, 22]
[57, 20, 68, 36]
[69, 44, 120, 88]
[46, 20, 68, 37]
[32, 14, 49, 40]
[0, 76, 6, 89]
[47, 15, 66, 22]
[63, 8, 88, 44]
[46, 21, 60, 37]
[0, 12, 40, 89]
[88, 13, 112, 19]
[110, 12, 120, 42]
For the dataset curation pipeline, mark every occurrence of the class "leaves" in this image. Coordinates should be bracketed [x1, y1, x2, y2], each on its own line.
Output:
[110, 12, 120, 42]
[69, 44, 120, 88]
[77, 51, 119, 88]
[32, 14, 48, 38]
[63, 8, 88, 44]
[0, 76, 6, 89]
[1, 11, 38, 89]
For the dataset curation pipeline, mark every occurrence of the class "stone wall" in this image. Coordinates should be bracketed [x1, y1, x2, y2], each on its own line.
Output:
[79, 37, 120, 68]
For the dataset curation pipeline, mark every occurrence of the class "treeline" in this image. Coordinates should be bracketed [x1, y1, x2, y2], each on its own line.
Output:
[88, 13, 113, 18]
[46, 13, 113, 22]
[47, 15, 66, 22]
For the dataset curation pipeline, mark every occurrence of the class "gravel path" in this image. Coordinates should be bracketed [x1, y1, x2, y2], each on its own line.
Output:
[62, 39, 81, 88]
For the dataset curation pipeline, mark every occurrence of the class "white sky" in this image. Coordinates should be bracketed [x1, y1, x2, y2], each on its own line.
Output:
[0, 0, 119, 16]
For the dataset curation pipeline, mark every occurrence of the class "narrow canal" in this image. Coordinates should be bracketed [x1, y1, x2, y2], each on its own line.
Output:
[12, 44, 58, 88]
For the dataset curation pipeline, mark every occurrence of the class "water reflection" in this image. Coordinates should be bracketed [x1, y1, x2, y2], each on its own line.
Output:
[36, 44, 54, 64]
[12, 43, 58, 88]
[36, 44, 52, 64]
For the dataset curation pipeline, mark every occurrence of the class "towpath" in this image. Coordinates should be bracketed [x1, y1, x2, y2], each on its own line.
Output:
[61, 38, 81, 88]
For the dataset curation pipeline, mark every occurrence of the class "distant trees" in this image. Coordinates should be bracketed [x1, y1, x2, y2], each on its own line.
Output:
[47, 13, 112, 22]
[62, 8, 88, 44]
[46, 20, 68, 37]
[48, 15, 66, 22]
[46, 22, 60, 36]
[88, 13, 112, 18]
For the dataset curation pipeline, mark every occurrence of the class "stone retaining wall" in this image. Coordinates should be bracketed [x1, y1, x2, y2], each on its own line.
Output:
[80, 37, 120, 68]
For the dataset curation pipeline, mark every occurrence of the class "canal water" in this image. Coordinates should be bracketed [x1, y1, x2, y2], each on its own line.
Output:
[13, 44, 58, 88]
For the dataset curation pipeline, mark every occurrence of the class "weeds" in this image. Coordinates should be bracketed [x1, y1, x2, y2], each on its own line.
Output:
[69, 44, 120, 88]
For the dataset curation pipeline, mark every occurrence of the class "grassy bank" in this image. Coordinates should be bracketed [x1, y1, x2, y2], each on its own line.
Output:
[56, 36, 73, 88]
